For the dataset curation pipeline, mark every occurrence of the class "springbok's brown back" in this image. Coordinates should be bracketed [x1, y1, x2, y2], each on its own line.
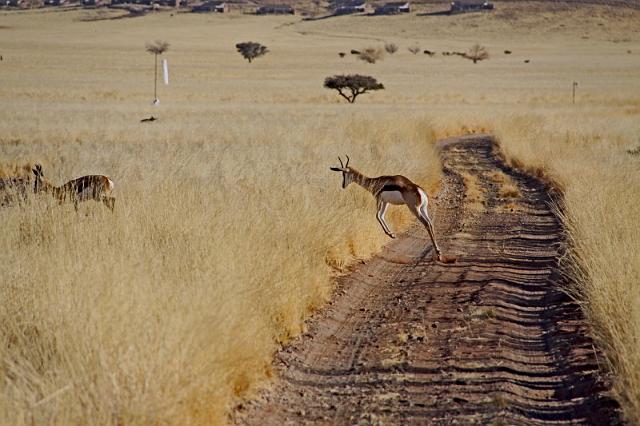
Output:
[61, 175, 113, 199]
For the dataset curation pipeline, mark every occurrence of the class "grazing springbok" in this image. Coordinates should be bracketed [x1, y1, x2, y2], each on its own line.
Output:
[32, 164, 115, 212]
[330, 156, 442, 261]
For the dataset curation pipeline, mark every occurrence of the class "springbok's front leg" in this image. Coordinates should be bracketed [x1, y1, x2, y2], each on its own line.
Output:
[376, 199, 395, 238]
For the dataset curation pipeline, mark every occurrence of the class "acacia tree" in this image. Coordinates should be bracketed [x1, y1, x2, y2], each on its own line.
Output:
[324, 74, 384, 104]
[235, 42, 268, 63]
[145, 40, 169, 103]
[464, 44, 489, 63]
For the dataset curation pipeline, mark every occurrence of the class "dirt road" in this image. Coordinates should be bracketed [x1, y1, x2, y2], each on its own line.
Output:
[234, 135, 621, 425]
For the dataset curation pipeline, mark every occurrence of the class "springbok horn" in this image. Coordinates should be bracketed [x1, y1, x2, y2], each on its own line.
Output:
[338, 156, 344, 168]
[345, 155, 350, 167]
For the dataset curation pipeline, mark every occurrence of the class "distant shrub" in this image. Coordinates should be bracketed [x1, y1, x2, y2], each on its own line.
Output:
[338, 52, 346, 57]
[235, 41, 268, 63]
[358, 47, 384, 64]
[145, 40, 169, 55]
[408, 45, 420, 55]
[464, 44, 489, 63]
[385, 43, 398, 54]
[324, 74, 384, 103]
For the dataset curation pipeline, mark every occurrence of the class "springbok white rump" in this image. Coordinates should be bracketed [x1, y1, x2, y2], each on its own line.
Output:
[32, 164, 115, 212]
[330, 155, 442, 261]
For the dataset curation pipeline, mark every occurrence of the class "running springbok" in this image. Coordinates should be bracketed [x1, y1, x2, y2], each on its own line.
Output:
[32, 164, 115, 212]
[330, 156, 442, 260]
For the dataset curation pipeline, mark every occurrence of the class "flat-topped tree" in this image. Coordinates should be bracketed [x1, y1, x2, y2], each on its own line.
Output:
[236, 42, 268, 63]
[324, 74, 384, 104]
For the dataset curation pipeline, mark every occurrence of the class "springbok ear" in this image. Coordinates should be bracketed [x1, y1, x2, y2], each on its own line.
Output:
[330, 167, 343, 172]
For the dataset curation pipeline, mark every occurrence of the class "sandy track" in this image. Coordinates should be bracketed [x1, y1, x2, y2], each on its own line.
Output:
[234, 135, 621, 425]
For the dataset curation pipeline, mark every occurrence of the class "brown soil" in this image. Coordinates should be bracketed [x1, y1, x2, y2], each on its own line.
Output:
[233, 135, 621, 425]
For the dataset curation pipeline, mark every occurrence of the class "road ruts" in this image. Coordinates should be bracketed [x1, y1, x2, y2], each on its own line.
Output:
[234, 135, 621, 425]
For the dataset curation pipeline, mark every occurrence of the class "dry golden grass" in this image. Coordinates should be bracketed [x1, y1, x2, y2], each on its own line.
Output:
[460, 170, 485, 208]
[0, 113, 438, 425]
[0, 3, 639, 424]
[501, 180, 518, 198]
[487, 171, 521, 199]
[0, 162, 32, 179]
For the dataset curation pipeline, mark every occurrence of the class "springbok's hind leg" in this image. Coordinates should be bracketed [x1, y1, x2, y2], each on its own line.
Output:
[419, 206, 441, 259]
[376, 199, 395, 238]
[408, 201, 442, 260]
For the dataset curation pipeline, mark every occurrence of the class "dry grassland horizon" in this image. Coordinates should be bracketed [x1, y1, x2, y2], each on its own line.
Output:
[0, 3, 639, 424]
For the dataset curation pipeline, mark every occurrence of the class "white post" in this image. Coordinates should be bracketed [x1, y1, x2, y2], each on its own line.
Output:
[162, 59, 169, 85]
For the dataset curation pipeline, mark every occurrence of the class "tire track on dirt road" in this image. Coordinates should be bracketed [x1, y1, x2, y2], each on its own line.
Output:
[234, 134, 621, 425]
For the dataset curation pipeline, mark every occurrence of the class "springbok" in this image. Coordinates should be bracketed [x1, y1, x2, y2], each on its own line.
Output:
[32, 164, 115, 212]
[330, 156, 442, 261]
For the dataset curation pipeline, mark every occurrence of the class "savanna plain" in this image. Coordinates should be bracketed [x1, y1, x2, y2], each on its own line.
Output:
[0, 2, 639, 424]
